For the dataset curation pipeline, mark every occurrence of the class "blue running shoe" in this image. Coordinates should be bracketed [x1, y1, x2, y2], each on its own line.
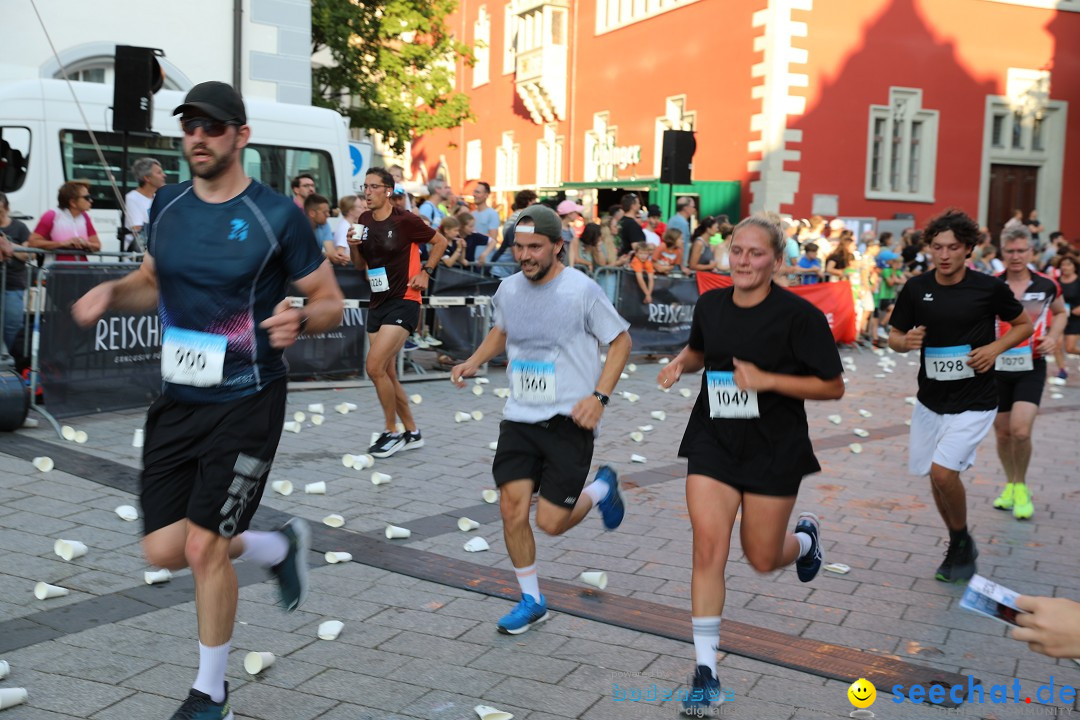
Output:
[170, 683, 233, 720]
[795, 511, 822, 583]
[497, 594, 550, 635]
[594, 466, 624, 530]
[681, 665, 723, 716]
[270, 518, 310, 611]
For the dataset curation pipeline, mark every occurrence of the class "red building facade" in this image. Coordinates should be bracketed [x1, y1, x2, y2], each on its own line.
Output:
[412, 0, 1077, 239]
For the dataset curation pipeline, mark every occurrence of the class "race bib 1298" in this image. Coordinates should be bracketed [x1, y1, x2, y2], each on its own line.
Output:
[161, 327, 227, 387]
[510, 360, 556, 405]
[706, 371, 760, 419]
[925, 345, 975, 381]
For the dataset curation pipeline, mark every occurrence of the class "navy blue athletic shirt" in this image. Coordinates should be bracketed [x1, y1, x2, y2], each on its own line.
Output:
[147, 180, 323, 404]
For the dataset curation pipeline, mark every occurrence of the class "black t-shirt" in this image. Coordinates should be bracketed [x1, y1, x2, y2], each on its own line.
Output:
[357, 206, 436, 309]
[678, 285, 843, 485]
[891, 270, 1025, 414]
[1024, 219, 1041, 242]
[464, 232, 490, 263]
[1, 219, 31, 291]
[618, 216, 645, 256]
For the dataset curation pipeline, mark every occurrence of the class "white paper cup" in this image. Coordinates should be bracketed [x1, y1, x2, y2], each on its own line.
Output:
[650, 410, 666, 421]
[482, 489, 498, 504]
[352, 223, 366, 238]
[115, 504, 139, 521]
[638, 424, 654, 432]
[457, 517, 480, 532]
[305, 481, 326, 495]
[474, 377, 490, 385]
[371, 471, 392, 486]
[293, 411, 306, 423]
[410, 393, 423, 404]
[659, 357, 670, 365]
[318, 620, 344, 640]
[678, 388, 692, 398]
[630, 454, 647, 463]
[463, 536, 490, 552]
[858, 409, 873, 418]
[471, 410, 484, 421]
[488, 441, 498, 451]
[307, 403, 325, 414]
[145, 568, 172, 584]
[905, 396, 917, 405]
[32, 456, 54, 472]
[311, 414, 324, 426]
[0, 660, 8, 679]
[472, 385, 484, 396]
[370, 431, 382, 446]
[0, 688, 28, 710]
[1051, 392, 1065, 399]
[34, 582, 69, 600]
[342, 454, 356, 468]
[850, 443, 863, 454]
[283, 421, 301, 433]
[54, 539, 87, 562]
[453, 411, 470, 422]
[74, 430, 88, 444]
[853, 428, 870, 438]
[344, 402, 357, 411]
[271, 480, 293, 496]
[629, 431, 644, 443]
[61, 425, 76, 441]
[828, 414, 843, 425]
[493, 388, 511, 398]
[627, 363, 637, 373]
[325, 551, 352, 564]
[244, 651, 275, 675]
[619, 372, 629, 380]
[580, 571, 608, 590]
[132, 428, 145, 448]
[323, 514, 345, 528]
[354, 453, 374, 470]
[335, 402, 351, 414]
[474, 704, 513, 720]
[385, 524, 411, 539]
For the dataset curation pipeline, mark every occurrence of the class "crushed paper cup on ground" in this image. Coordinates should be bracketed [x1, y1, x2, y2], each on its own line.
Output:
[132, 428, 144, 447]
[650, 410, 666, 421]
[638, 424, 654, 432]
[454, 411, 471, 422]
[827, 415, 843, 425]
[472, 385, 484, 396]
[34, 582, 69, 600]
[488, 441, 498, 451]
[115, 505, 139, 521]
[74, 430, 88, 444]
[874, 373, 887, 378]
[493, 388, 511, 398]
[0, 688, 28, 710]
[334, 403, 351, 414]
[54, 539, 87, 562]
[1049, 377, 1066, 386]
[619, 372, 630, 380]
[1051, 392, 1064, 399]
[305, 482, 326, 494]
[580, 571, 608, 590]
[0, 660, 8, 679]
[244, 651, 274, 675]
[630, 454, 647, 463]
[318, 620, 344, 640]
[679, 388, 692, 398]
[482, 489, 498, 504]
[145, 568, 172, 584]
[270, 480, 293, 495]
[853, 428, 870, 438]
[323, 514, 345, 528]
[629, 431, 644, 443]
[457, 517, 480, 532]
[293, 411, 306, 423]
[410, 394, 423, 404]
[370, 471, 392, 485]
[324, 552, 352, 564]
[310, 414, 324, 426]
[32, 456, 53, 472]
[385, 524, 411, 539]
[471, 410, 484, 421]
[342, 454, 356, 468]
[463, 536, 490, 552]
[61, 425, 76, 441]
[282, 421, 301, 433]
[659, 357, 670, 365]
[849, 443, 863, 454]
[622, 392, 640, 403]
[858, 409, 873, 418]
[823, 563, 851, 575]
[307, 403, 325, 414]
[627, 363, 637, 373]
[475, 705, 513, 720]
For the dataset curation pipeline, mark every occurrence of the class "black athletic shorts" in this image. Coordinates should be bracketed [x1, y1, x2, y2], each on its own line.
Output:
[493, 417, 595, 509]
[366, 298, 420, 335]
[996, 358, 1047, 412]
[141, 378, 287, 537]
[875, 298, 895, 317]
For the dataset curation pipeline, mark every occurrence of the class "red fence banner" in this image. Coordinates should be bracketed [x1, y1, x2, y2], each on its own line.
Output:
[696, 274, 857, 344]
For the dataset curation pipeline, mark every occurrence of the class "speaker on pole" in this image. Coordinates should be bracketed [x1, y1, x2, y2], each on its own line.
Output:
[660, 130, 696, 185]
[112, 46, 165, 133]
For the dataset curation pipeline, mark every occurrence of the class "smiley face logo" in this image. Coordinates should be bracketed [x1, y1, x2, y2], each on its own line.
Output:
[848, 678, 876, 709]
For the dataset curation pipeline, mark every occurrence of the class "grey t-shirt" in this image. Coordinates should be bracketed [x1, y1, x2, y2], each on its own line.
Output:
[473, 207, 501, 237]
[493, 267, 629, 428]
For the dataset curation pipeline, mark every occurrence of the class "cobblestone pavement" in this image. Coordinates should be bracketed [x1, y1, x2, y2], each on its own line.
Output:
[1, 349, 1078, 719]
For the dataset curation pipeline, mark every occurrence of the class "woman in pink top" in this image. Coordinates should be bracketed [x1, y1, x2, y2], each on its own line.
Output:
[29, 181, 101, 262]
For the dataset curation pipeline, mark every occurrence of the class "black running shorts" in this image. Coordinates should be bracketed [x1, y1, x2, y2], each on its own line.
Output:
[493, 417, 595, 509]
[996, 358, 1047, 412]
[366, 298, 420, 335]
[141, 378, 287, 537]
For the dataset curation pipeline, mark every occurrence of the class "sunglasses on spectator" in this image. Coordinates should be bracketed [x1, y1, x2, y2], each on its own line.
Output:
[79, 195, 92, 201]
[180, 117, 241, 137]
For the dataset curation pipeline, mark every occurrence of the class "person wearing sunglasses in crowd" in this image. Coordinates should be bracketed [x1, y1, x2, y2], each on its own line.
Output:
[28, 180, 101, 263]
[72, 81, 344, 720]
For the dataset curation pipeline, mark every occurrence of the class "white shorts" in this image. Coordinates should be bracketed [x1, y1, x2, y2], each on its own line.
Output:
[908, 401, 996, 475]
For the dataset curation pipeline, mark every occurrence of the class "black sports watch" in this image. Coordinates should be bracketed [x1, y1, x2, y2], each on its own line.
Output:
[422, 265, 436, 276]
[593, 391, 609, 406]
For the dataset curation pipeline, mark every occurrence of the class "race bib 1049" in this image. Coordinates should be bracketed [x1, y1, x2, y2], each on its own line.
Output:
[368, 266, 389, 293]
[925, 345, 975, 381]
[706, 371, 760, 419]
[995, 345, 1033, 373]
[510, 360, 556, 405]
[161, 327, 227, 387]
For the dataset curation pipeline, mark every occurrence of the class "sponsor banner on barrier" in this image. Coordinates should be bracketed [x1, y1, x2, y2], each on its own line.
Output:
[616, 271, 699, 352]
[696, 273, 857, 344]
[430, 266, 500, 357]
[283, 268, 368, 379]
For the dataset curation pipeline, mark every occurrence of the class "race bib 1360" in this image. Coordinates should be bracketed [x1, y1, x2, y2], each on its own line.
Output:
[510, 360, 556, 405]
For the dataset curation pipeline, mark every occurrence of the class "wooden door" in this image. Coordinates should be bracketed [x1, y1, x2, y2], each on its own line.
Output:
[987, 164, 1038, 242]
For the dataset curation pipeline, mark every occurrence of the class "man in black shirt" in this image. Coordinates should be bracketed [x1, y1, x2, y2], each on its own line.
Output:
[617, 192, 645, 256]
[890, 210, 1032, 583]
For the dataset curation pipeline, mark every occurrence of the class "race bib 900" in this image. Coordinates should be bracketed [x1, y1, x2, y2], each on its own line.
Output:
[995, 345, 1033, 373]
[510, 360, 556, 405]
[161, 327, 226, 387]
[367, 266, 389, 293]
[925, 345, 975, 381]
[706, 371, 760, 419]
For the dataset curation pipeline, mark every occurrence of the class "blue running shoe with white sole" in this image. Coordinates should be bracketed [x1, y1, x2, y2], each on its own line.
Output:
[497, 594, 550, 635]
[169, 684, 233, 720]
[270, 519, 310, 611]
[594, 466, 624, 530]
[795, 512, 822, 583]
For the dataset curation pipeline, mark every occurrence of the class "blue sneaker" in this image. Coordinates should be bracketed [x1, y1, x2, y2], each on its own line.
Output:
[270, 519, 310, 611]
[594, 466, 624, 530]
[682, 665, 723, 716]
[497, 594, 550, 635]
[795, 512, 822, 583]
[170, 683, 233, 719]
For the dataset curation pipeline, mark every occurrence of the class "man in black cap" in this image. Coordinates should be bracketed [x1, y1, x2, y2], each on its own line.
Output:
[73, 81, 344, 720]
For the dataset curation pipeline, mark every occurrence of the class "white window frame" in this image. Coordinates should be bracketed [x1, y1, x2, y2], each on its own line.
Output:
[595, 0, 702, 34]
[466, 139, 483, 181]
[496, 131, 519, 189]
[503, 3, 517, 74]
[473, 6, 491, 88]
[864, 87, 938, 203]
[536, 123, 564, 187]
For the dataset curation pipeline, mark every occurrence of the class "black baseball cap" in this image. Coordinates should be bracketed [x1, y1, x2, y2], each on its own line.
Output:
[173, 81, 247, 124]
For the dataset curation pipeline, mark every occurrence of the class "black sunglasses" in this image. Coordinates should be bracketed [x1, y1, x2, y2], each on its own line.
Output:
[180, 117, 241, 137]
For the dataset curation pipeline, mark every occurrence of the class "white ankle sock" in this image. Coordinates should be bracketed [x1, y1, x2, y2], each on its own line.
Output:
[692, 616, 722, 675]
[795, 531, 812, 559]
[582, 479, 609, 505]
[238, 530, 288, 568]
[514, 564, 540, 602]
[192, 641, 230, 703]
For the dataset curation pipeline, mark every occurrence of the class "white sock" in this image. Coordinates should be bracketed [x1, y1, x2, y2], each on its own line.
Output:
[192, 641, 230, 703]
[237, 530, 288, 568]
[795, 531, 813, 559]
[692, 616, 722, 675]
[514, 564, 541, 602]
[582, 478, 609, 505]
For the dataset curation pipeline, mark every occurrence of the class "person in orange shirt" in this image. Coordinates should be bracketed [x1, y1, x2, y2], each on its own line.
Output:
[653, 228, 686, 275]
[630, 241, 655, 303]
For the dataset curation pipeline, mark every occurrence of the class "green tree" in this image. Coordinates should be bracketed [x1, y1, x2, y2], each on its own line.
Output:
[312, 0, 474, 153]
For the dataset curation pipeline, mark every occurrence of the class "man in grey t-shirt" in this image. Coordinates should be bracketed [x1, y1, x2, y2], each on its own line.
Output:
[452, 204, 632, 635]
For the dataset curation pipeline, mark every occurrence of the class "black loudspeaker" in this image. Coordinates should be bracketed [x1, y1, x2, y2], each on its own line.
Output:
[112, 46, 165, 133]
[0, 370, 29, 431]
[660, 130, 696, 185]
